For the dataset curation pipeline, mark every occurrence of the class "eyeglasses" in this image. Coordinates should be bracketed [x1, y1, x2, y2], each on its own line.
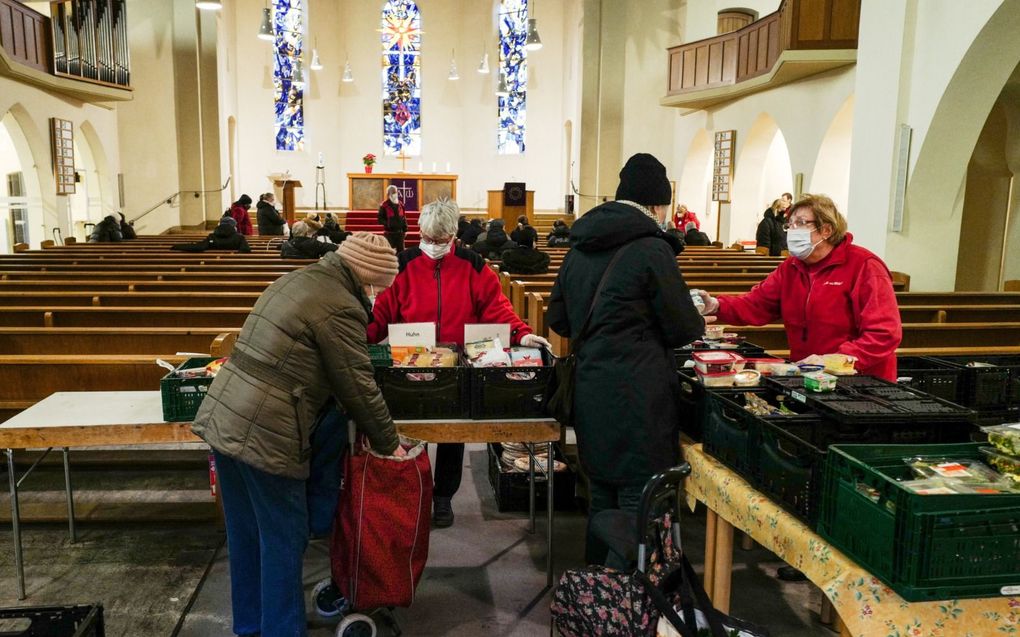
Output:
[783, 219, 816, 231]
[421, 234, 452, 246]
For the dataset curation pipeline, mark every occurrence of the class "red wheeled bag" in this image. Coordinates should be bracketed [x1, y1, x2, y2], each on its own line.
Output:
[330, 436, 433, 610]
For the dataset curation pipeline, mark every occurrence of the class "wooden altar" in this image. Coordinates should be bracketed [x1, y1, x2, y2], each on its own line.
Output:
[348, 172, 458, 211]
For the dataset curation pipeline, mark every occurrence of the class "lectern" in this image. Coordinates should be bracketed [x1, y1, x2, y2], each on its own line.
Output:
[273, 179, 302, 224]
[487, 189, 534, 227]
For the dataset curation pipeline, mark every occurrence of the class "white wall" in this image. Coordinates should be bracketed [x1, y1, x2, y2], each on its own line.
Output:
[229, 0, 579, 212]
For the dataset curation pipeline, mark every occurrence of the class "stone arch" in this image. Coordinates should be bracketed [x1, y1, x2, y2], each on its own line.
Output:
[676, 129, 714, 236]
[0, 104, 48, 248]
[79, 120, 113, 218]
[809, 94, 854, 216]
[730, 112, 793, 244]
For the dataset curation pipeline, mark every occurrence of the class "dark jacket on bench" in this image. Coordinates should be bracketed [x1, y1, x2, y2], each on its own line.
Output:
[280, 236, 339, 260]
[500, 246, 551, 275]
[192, 251, 400, 479]
[170, 224, 251, 253]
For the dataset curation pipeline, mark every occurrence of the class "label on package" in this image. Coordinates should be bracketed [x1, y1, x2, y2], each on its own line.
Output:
[790, 391, 807, 404]
[1001, 585, 1020, 595]
[930, 462, 972, 478]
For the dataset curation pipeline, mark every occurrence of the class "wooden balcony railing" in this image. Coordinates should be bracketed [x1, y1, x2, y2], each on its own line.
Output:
[0, 0, 50, 73]
[666, 0, 860, 97]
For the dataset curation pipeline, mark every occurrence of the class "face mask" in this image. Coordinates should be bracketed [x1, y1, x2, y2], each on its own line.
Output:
[366, 285, 378, 309]
[419, 240, 451, 260]
[390, 194, 399, 204]
[787, 228, 823, 260]
[658, 220, 671, 231]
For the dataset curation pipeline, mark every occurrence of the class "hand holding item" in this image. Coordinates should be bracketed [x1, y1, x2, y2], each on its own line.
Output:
[695, 289, 720, 315]
[796, 354, 825, 367]
[391, 445, 408, 458]
[520, 333, 551, 349]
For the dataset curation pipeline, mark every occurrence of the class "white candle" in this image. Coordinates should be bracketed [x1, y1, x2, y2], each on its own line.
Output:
[418, 162, 423, 173]
[432, 162, 437, 173]
[445, 162, 451, 173]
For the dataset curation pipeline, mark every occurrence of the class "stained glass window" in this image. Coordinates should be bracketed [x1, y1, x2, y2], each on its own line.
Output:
[498, 0, 527, 154]
[274, 0, 304, 151]
[381, 0, 422, 156]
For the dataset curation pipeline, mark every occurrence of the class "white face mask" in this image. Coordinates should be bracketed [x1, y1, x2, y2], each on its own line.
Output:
[365, 284, 378, 309]
[389, 194, 399, 204]
[419, 239, 451, 260]
[787, 228, 823, 260]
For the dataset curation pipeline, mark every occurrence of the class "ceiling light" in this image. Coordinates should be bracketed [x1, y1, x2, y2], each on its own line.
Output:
[448, 49, 459, 81]
[525, 18, 542, 51]
[257, 7, 274, 41]
[342, 60, 354, 83]
[477, 52, 490, 74]
[310, 48, 323, 71]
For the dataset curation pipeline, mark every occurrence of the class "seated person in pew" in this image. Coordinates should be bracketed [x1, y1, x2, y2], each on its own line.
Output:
[682, 221, 711, 247]
[170, 216, 252, 253]
[547, 219, 571, 247]
[699, 194, 902, 381]
[280, 220, 338, 259]
[458, 217, 484, 246]
[118, 212, 137, 240]
[319, 213, 349, 244]
[501, 226, 550, 275]
[192, 238, 403, 637]
[510, 214, 532, 244]
[368, 197, 550, 528]
[88, 215, 123, 243]
[548, 153, 706, 568]
[471, 218, 517, 259]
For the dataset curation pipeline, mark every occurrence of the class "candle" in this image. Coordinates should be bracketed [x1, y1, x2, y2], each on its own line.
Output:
[418, 162, 423, 173]
[445, 162, 451, 173]
[432, 162, 437, 173]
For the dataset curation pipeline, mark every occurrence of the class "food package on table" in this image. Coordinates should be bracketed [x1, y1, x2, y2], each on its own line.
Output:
[204, 357, 228, 377]
[400, 351, 458, 368]
[465, 337, 501, 364]
[803, 371, 837, 392]
[903, 455, 1004, 484]
[822, 354, 856, 375]
[981, 423, 1020, 457]
[980, 447, 1020, 484]
[899, 478, 966, 495]
[475, 347, 512, 368]
[692, 351, 745, 374]
[509, 347, 544, 367]
[391, 345, 429, 365]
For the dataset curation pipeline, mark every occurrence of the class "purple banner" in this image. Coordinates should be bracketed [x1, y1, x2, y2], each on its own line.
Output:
[389, 178, 419, 211]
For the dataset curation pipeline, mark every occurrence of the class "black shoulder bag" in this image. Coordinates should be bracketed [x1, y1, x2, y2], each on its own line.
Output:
[544, 243, 633, 426]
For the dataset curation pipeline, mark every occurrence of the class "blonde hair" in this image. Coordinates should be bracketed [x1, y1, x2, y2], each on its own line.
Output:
[791, 194, 847, 245]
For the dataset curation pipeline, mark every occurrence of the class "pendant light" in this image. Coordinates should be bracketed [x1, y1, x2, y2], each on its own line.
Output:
[525, 0, 542, 51]
[342, 59, 354, 83]
[257, 7, 274, 41]
[195, 0, 222, 10]
[477, 52, 490, 74]
[448, 49, 459, 81]
[310, 49, 323, 71]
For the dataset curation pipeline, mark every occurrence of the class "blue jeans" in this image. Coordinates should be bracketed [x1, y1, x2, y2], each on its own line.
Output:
[585, 481, 645, 567]
[216, 451, 309, 637]
[307, 406, 348, 537]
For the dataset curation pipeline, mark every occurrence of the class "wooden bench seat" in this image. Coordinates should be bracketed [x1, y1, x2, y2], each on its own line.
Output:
[0, 327, 238, 355]
[0, 263, 298, 273]
[0, 271, 280, 282]
[0, 291, 261, 308]
[0, 307, 249, 328]
[0, 354, 187, 403]
[0, 280, 271, 293]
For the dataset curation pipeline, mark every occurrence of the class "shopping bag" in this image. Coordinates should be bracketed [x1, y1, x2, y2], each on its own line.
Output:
[330, 435, 432, 610]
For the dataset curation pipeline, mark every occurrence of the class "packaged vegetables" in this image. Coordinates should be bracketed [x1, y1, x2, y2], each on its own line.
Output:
[981, 423, 1020, 456]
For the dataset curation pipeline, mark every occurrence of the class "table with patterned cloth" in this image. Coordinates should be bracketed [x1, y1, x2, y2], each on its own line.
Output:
[678, 442, 1020, 637]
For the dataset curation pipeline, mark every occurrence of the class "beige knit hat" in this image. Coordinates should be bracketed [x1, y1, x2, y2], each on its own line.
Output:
[339, 232, 399, 288]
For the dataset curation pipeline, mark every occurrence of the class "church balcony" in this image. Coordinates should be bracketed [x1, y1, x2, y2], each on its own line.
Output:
[661, 0, 860, 111]
[0, 0, 131, 103]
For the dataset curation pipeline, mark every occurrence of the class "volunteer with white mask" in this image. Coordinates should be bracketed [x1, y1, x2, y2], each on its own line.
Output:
[377, 184, 409, 252]
[697, 193, 902, 381]
[368, 196, 550, 527]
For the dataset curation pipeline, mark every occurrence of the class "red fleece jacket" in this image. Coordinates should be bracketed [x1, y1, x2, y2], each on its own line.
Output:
[716, 233, 902, 380]
[367, 246, 532, 347]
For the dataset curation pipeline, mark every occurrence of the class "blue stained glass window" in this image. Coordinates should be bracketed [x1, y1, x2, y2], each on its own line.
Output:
[381, 0, 422, 156]
[274, 0, 304, 151]
[498, 0, 527, 154]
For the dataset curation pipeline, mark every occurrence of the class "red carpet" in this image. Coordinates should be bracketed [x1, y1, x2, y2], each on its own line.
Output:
[344, 210, 421, 242]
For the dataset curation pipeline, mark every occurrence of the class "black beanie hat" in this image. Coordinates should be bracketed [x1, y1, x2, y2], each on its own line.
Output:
[615, 153, 672, 206]
[237, 194, 252, 207]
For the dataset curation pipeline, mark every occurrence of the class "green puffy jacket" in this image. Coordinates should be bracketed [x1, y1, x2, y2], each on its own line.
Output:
[192, 251, 399, 479]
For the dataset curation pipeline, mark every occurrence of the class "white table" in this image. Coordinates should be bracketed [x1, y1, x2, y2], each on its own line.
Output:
[1, 391, 560, 599]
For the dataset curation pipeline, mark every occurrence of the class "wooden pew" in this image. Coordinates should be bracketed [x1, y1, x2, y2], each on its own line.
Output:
[0, 307, 249, 328]
[0, 271, 280, 282]
[0, 291, 260, 308]
[0, 280, 272, 293]
[0, 328, 240, 355]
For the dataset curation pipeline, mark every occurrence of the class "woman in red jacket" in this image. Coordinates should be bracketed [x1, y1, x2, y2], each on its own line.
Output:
[369, 197, 550, 527]
[228, 194, 254, 236]
[699, 194, 902, 381]
[673, 204, 700, 231]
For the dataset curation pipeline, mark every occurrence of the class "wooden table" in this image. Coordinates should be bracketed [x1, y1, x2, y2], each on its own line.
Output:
[1, 391, 560, 599]
[683, 442, 1020, 637]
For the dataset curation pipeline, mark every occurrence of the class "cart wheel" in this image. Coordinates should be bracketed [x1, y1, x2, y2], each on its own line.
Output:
[336, 614, 377, 637]
[312, 577, 348, 618]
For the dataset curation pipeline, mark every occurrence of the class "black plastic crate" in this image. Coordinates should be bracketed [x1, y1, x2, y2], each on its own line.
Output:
[375, 365, 470, 420]
[703, 388, 819, 480]
[468, 349, 553, 419]
[928, 355, 1020, 412]
[674, 341, 766, 367]
[487, 443, 576, 512]
[0, 604, 104, 636]
[896, 356, 964, 404]
[755, 419, 828, 527]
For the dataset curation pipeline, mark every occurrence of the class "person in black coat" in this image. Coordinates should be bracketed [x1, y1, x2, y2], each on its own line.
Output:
[547, 153, 705, 567]
[118, 213, 137, 240]
[377, 185, 408, 251]
[89, 215, 123, 243]
[755, 199, 787, 256]
[683, 221, 711, 246]
[547, 219, 571, 247]
[256, 193, 287, 236]
[171, 217, 251, 252]
[471, 219, 516, 259]
[280, 221, 339, 259]
[459, 218, 484, 246]
[500, 227, 550, 274]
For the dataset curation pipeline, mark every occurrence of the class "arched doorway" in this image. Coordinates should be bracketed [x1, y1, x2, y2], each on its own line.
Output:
[730, 113, 793, 245]
[677, 129, 714, 238]
[810, 95, 854, 216]
[0, 109, 43, 251]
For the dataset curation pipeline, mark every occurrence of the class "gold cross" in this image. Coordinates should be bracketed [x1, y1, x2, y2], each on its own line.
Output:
[396, 152, 409, 173]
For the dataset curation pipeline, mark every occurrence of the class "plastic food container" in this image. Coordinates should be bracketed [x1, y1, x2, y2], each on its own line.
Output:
[981, 423, 1020, 456]
[979, 447, 1020, 484]
[798, 363, 825, 374]
[743, 358, 787, 374]
[704, 324, 725, 340]
[690, 291, 706, 313]
[733, 369, 761, 387]
[692, 351, 745, 374]
[823, 354, 857, 375]
[803, 371, 837, 392]
[770, 363, 802, 377]
[696, 369, 737, 387]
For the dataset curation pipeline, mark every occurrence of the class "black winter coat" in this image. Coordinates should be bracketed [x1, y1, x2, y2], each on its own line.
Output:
[89, 218, 122, 243]
[256, 201, 287, 235]
[460, 223, 484, 246]
[500, 246, 551, 274]
[684, 228, 711, 246]
[547, 202, 705, 486]
[120, 221, 137, 240]
[170, 225, 251, 253]
[281, 236, 339, 259]
[377, 200, 408, 233]
[472, 230, 516, 259]
[547, 227, 571, 247]
[755, 208, 786, 256]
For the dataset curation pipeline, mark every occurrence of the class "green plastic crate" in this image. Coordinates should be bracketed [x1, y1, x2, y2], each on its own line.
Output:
[367, 344, 392, 368]
[160, 357, 218, 422]
[818, 442, 1020, 601]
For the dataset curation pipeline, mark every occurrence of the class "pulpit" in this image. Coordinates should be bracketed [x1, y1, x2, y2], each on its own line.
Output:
[487, 189, 534, 227]
[272, 179, 302, 224]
